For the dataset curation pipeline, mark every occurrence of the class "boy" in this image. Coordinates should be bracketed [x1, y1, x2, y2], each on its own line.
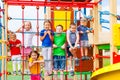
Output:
[77, 18, 91, 60]
[67, 23, 79, 76]
[53, 25, 66, 80]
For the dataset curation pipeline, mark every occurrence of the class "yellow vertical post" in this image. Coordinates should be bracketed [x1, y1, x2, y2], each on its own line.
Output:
[1, 1, 8, 80]
[4, 2, 8, 80]
[1, 24, 4, 80]
[92, 0, 100, 70]
[110, 0, 117, 64]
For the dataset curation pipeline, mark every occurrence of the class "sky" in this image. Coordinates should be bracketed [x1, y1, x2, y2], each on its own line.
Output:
[0, 0, 120, 46]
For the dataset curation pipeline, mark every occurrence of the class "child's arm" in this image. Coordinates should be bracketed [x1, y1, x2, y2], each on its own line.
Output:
[67, 31, 73, 48]
[29, 60, 44, 67]
[77, 27, 84, 34]
[34, 60, 44, 63]
[16, 24, 24, 33]
[16, 27, 22, 33]
[86, 30, 90, 33]
[29, 61, 37, 67]
[79, 31, 84, 34]
[86, 27, 93, 33]
[16, 43, 21, 47]
[5, 41, 10, 46]
[40, 31, 48, 41]
[61, 43, 66, 49]
[47, 30, 53, 41]
[53, 44, 57, 48]
[74, 32, 79, 48]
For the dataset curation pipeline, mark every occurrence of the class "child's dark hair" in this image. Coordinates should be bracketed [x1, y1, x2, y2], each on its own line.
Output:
[70, 23, 76, 28]
[56, 24, 63, 29]
[29, 50, 40, 59]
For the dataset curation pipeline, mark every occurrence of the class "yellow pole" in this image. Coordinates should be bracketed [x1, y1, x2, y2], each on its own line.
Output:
[110, 0, 117, 64]
[1, 25, 4, 80]
[5, 2, 8, 80]
[1, 1, 8, 80]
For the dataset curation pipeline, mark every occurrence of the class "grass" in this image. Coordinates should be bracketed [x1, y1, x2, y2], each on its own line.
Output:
[6, 59, 110, 80]
[103, 59, 110, 67]
[7, 61, 30, 80]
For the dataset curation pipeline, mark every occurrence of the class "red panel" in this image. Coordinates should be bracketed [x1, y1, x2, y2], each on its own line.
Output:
[113, 52, 120, 64]
[4, 0, 101, 8]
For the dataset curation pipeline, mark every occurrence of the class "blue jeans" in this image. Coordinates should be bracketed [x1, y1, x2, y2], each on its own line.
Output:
[53, 56, 66, 70]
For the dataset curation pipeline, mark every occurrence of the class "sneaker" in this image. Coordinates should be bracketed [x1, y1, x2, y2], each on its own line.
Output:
[85, 56, 91, 60]
[81, 56, 86, 61]
[13, 71, 17, 76]
[48, 72, 53, 76]
[70, 70, 74, 76]
[75, 58, 79, 66]
[24, 70, 31, 75]
[18, 70, 22, 75]
[24, 70, 27, 74]
[27, 70, 31, 75]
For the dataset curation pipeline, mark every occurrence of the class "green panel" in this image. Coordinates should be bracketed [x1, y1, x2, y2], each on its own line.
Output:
[97, 44, 120, 50]
[117, 46, 120, 50]
[97, 44, 110, 50]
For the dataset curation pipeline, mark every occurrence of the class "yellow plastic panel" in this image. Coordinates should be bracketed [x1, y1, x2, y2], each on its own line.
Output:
[54, 11, 71, 31]
[113, 24, 120, 46]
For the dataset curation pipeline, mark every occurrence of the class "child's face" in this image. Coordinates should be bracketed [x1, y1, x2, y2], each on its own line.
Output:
[31, 52, 38, 61]
[56, 26, 63, 34]
[44, 22, 51, 30]
[70, 25, 76, 33]
[80, 21, 87, 26]
[24, 22, 31, 31]
[10, 34, 16, 41]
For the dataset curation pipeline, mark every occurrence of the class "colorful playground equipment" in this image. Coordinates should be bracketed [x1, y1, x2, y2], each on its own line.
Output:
[0, 0, 120, 80]
[91, 62, 120, 80]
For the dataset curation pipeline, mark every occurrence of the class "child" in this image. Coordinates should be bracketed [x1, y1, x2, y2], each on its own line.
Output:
[77, 18, 91, 60]
[16, 21, 34, 74]
[7, 33, 21, 75]
[40, 20, 54, 76]
[29, 50, 44, 80]
[66, 23, 79, 76]
[53, 25, 66, 80]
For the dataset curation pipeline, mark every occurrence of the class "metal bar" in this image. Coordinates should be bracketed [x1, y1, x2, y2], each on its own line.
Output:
[5, 1, 96, 8]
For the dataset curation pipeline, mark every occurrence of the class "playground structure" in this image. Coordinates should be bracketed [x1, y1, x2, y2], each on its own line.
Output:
[0, 0, 120, 80]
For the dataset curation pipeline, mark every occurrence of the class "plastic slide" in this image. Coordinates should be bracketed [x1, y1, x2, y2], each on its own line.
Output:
[91, 63, 120, 80]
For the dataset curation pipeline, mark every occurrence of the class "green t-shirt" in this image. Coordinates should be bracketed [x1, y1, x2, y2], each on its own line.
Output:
[53, 33, 66, 56]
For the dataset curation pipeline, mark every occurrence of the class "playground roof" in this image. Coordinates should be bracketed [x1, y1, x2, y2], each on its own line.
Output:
[4, 0, 101, 8]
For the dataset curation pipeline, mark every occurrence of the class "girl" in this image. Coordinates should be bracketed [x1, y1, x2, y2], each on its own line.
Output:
[16, 21, 34, 74]
[7, 33, 21, 75]
[29, 50, 44, 80]
[40, 20, 54, 76]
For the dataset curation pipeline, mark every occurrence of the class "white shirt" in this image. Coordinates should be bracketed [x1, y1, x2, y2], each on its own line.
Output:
[23, 29, 34, 47]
